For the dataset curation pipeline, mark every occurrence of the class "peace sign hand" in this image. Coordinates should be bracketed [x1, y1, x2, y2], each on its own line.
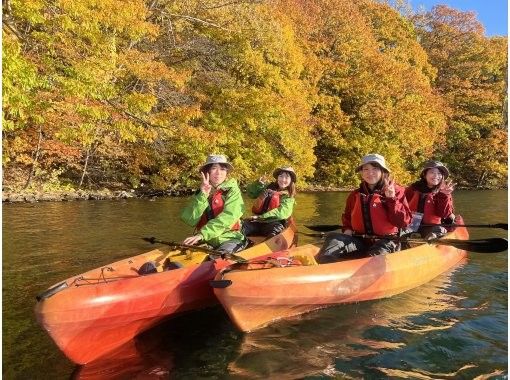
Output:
[383, 176, 396, 199]
[439, 179, 455, 195]
[200, 171, 212, 196]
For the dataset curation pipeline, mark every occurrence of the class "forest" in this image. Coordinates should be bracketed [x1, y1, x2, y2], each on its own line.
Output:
[3, 0, 507, 195]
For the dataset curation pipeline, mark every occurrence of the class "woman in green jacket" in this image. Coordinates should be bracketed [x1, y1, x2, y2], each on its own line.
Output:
[242, 166, 297, 238]
[181, 154, 247, 254]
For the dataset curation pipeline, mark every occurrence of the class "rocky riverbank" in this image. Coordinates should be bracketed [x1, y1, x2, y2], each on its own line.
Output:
[1, 188, 196, 203]
[2, 184, 352, 203]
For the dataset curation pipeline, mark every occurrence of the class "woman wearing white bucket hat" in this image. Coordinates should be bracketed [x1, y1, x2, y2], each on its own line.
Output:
[242, 166, 297, 238]
[404, 160, 455, 239]
[181, 154, 247, 254]
[317, 154, 412, 263]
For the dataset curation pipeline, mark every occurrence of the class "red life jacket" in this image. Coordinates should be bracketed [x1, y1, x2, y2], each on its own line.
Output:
[252, 190, 281, 215]
[407, 190, 442, 224]
[350, 192, 399, 236]
[196, 189, 241, 231]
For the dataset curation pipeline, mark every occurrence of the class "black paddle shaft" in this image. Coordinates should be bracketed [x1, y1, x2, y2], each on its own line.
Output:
[305, 223, 508, 232]
[142, 237, 247, 262]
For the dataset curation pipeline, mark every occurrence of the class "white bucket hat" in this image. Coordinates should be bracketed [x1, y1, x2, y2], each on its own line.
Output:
[356, 153, 390, 173]
[199, 154, 234, 173]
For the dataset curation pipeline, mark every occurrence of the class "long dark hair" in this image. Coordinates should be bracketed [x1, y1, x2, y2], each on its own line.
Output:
[360, 163, 389, 193]
[418, 169, 442, 192]
[267, 181, 297, 198]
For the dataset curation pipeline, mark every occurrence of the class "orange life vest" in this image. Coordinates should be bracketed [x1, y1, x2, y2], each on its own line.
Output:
[407, 190, 442, 224]
[196, 189, 241, 231]
[350, 192, 399, 236]
[252, 190, 281, 215]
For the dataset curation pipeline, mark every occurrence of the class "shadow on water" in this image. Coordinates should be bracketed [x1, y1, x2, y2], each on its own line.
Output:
[72, 306, 243, 380]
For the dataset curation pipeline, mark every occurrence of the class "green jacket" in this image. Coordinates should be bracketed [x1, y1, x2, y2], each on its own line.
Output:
[181, 178, 245, 248]
[246, 180, 295, 221]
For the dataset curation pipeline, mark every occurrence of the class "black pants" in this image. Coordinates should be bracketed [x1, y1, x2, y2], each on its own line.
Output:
[216, 238, 248, 254]
[316, 232, 400, 264]
[242, 220, 286, 238]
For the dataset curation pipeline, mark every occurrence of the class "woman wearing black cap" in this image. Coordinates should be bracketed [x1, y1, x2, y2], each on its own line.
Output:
[404, 160, 455, 239]
[242, 166, 297, 238]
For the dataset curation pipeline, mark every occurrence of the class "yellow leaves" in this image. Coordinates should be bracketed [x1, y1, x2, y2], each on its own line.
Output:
[57, 0, 158, 41]
[124, 93, 157, 114]
[2, 0, 506, 190]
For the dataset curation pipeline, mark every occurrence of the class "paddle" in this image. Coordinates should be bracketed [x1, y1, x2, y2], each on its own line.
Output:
[304, 222, 508, 232]
[406, 237, 508, 253]
[296, 232, 507, 253]
[142, 237, 247, 263]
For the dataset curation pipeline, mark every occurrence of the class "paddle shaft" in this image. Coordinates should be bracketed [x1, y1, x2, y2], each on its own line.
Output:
[305, 222, 508, 232]
[297, 232, 507, 254]
[142, 237, 247, 262]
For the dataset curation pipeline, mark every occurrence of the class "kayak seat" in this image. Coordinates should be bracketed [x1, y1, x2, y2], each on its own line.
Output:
[138, 261, 158, 275]
[162, 258, 184, 271]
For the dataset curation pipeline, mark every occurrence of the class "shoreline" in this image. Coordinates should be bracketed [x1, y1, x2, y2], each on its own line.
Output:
[2, 185, 501, 203]
[2, 186, 349, 203]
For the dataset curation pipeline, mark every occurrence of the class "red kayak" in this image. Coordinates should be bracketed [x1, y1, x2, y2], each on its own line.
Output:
[35, 223, 296, 364]
[212, 221, 470, 332]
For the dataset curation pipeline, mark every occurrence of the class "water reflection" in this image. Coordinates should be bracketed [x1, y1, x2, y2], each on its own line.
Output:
[71, 338, 173, 380]
[227, 265, 466, 379]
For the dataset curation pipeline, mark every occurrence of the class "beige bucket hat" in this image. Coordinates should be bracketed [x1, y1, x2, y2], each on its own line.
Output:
[273, 166, 297, 182]
[199, 154, 234, 173]
[356, 154, 390, 173]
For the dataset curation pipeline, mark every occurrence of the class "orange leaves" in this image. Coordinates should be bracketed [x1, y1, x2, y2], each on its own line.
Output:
[2, 0, 506, 190]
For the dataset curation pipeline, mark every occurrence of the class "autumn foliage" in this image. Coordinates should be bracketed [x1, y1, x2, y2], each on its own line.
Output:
[2, 0, 507, 192]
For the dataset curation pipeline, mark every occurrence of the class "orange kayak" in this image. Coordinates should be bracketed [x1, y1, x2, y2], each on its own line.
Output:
[212, 224, 469, 332]
[35, 223, 297, 364]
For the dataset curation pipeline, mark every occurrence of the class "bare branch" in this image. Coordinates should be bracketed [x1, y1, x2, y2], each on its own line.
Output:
[104, 99, 174, 131]
[202, 0, 262, 10]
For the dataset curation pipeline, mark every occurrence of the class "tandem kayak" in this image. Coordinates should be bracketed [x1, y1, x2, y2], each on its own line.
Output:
[212, 221, 470, 332]
[35, 222, 297, 364]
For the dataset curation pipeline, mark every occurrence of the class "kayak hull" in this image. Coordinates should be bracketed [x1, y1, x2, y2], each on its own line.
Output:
[213, 225, 469, 332]
[35, 224, 296, 364]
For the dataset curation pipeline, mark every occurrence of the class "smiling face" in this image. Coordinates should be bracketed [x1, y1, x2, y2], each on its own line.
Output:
[361, 163, 383, 187]
[277, 171, 292, 189]
[424, 168, 443, 188]
[208, 164, 228, 187]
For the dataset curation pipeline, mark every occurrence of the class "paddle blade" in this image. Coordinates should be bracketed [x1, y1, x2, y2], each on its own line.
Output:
[304, 224, 341, 232]
[493, 223, 508, 230]
[435, 237, 508, 253]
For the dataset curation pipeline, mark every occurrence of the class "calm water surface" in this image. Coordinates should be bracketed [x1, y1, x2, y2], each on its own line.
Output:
[3, 191, 508, 379]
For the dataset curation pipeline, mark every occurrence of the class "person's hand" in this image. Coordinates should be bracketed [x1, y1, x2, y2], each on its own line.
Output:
[343, 229, 353, 236]
[200, 171, 212, 196]
[439, 179, 455, 195]
[383, 176, 396, 199]
[183, 235, 202, 246]
[258, 174, 268, 184]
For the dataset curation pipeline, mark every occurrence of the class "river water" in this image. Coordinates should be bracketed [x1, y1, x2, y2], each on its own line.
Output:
[2, 190, 508, 379]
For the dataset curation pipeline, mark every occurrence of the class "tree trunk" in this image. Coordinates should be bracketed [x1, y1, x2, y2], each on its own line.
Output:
[476, 170, 487, 188]
[79, 147, 91, 189]
[24, 125, 43, 190]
